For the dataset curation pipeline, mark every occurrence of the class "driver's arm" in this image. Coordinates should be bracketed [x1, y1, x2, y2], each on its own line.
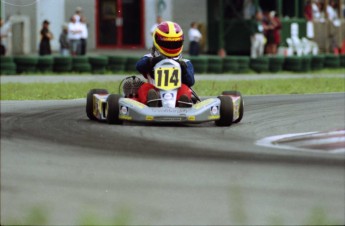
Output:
[136, 56, 152, 78]
[180, 59, 195, 87]
[136, 55, 164, 79]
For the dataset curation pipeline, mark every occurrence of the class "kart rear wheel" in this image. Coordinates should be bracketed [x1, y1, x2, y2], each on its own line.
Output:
[106, 94, 123, 125]
[215, 95, 233, 127]
[86, 89, 109, 121]
[222, 91, 244, 123]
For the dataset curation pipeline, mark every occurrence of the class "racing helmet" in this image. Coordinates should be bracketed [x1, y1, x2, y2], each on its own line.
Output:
[153, 21, 184, 58]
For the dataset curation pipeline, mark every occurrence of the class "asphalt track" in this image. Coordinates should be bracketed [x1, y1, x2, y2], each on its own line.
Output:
[1, 93, 345, 225]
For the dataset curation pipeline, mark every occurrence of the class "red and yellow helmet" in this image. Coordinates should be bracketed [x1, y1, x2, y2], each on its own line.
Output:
[153, 21, 184, 58]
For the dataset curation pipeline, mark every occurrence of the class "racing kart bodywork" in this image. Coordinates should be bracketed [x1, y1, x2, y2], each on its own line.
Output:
[86, 59, 244, 127]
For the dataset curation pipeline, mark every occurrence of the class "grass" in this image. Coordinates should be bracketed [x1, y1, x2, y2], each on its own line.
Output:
[1, 77, 344, 100]
[3, 204, 342, 225]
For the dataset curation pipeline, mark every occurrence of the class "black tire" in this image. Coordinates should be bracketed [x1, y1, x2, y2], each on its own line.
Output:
[86, 89, 109, 121]
[237, 56, 250, 73]
[107, 64, 125, 73]
[324, 54, 340, 68]
[125, 56, 139, 72]
[53, 64, 72, 72]
[0, 62, 16, 70]
[72, 56, 89, 64]
[106, 94, 123, 125]
[215, 95, 233, 127]
[54, 56, 72, 65]
[223, 56, 239, 73]
[207, 56, 223, 73]
[0, 62, 16, 75]
[38, 56, 54, 65]
[89, 56, 108, 66]
[107, 55, 127, 64]
[222, 91, 244, 123]
[284, 56, 302, 72]
[17, 65, 37, 74]
[73, 63, 92, 73]
[0, 56, 13, 63]
[13, 56, 38, 65]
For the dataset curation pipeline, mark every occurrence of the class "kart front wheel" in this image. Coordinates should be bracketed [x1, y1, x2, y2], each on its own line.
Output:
[215, 95, 233, 127]
[86, 89, 109, 121]
[222, 91, 244, 123]
[106, 94, 123, 125]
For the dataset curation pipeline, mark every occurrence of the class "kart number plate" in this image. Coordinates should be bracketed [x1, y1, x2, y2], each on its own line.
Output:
[154, 67, 181, 91]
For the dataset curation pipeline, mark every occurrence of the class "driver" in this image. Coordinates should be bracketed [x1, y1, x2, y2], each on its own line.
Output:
[136, 21, 195, 107]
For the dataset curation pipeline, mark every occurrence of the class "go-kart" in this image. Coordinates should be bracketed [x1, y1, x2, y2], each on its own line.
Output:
[86, 59, 244, 126]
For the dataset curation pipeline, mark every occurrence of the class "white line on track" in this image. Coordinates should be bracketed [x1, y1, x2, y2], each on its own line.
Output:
[256, 130, 345, 154]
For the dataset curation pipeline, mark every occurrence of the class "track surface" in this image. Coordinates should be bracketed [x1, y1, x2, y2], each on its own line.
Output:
[1, 93, 345, 224]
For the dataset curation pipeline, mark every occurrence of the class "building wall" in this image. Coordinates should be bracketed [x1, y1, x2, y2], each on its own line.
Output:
[2, 0, 208, 54]
[3, 0, 37, 54]
[172, 0, 207, 52]
[144, 0, 173, 49]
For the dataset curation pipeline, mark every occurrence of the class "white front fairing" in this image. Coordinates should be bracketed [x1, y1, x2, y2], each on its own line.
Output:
[160, 90, 178, 108]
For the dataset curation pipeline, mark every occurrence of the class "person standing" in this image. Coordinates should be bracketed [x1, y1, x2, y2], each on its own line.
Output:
[271, 11, 281, 55]
[39, 20, 53, 55]
[80, 16, 88, 55]
[73, 6, 83, 23]
[68, 16, 82, 56]
[59, 24, 69, 56]
[304, 0, 313, 21]
[326, 0, 341, 53]
[188, 22, 202, 56]
[263, 11, 275, 55]
[250, 11, 266, 58]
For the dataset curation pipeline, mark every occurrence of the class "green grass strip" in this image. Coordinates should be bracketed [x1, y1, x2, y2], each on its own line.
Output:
[1, 78, 344, 100]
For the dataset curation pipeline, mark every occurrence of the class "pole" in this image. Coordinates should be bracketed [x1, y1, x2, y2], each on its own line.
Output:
[219, 0, 224, 49]
[277, 0, 282, 18]
[218, 0, 226, 57]
[294, 0, 298, 18]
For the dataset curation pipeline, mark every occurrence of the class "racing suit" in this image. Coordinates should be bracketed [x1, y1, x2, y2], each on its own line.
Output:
[136, 53, 195, 105]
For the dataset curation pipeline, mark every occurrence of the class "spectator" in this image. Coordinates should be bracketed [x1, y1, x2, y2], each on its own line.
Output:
[326, 0, 341, 53]
[312, 0, 323, 21]
[68, 16, 82, 56]
[150, 16, 163, 35]
[326, 0, 340, 26]
[0, 18, 11, 56]
[304, 0, 313, 21]
[74, 6, 83, 23]
[80, 16, 88, 55]
[250, 11, 265, 58]
[188, 21, 202, 56]
[271, 11, 282, 55]
[262, 11, 275, 55]
[39, 20, 53, 56]
[59, 24, 69, 56]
